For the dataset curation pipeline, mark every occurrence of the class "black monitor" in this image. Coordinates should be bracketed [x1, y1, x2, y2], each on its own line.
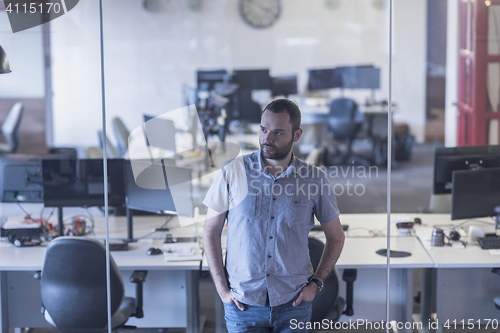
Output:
[451, 167, 500, 220]
[433, 145, 500, 194]
[197, 69, 228, 91]
[271, 75, 298, 97]
[42, 159, 126, 208]
[0, 154, 75, 203]
[335, 65, 380, 89]
[124, 159, 193, 217]
[307, 68, 341, 91]
[232, 69, 272, 90]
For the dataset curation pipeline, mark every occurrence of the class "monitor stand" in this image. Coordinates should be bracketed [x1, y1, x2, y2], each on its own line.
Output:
[57, 207, 64, 236]
[126, 207, 135, 242]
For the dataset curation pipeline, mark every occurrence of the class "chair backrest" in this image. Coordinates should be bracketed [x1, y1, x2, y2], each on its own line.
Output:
[328, 98, 363, 141]
[308, 237, 342, 323]
[97, 130, 119, 158]
[41, 237, 124, 333]
[112, 117, 130, 157]
[2, 102, 23, 152]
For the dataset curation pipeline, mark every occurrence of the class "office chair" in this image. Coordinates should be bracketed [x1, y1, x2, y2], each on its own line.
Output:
[325, 98, 371, 167]
[0, 102, 23, 153]
[492, 268, 500, 310]
[112, 117, 130, 157]
[308, 237, 357, 326]
[40, 237, 147, 333]
[98, 130, 119, 159]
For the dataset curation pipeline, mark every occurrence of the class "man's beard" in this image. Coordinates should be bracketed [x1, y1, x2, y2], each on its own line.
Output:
[260, 138, 294, 160]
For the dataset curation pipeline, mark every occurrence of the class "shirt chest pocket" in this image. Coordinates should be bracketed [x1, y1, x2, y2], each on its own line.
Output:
[286, 197, 314, 225]
[230, 191, 262, 219]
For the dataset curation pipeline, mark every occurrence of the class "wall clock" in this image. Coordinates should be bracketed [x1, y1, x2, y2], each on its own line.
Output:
[324, 0, 341, 11]
[239, 0, 281, 29]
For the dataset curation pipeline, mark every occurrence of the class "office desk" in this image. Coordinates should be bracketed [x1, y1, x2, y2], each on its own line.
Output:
[0, 215, 203, 333]
[412, 218, 500, 333]
[210, 214, 434, 333]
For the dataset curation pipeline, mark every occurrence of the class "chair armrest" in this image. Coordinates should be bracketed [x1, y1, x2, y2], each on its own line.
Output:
[130, 270, 148, 283]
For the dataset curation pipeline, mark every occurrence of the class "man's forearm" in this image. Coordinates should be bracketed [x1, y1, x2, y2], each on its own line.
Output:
[314, 219, 345, 282]
[204, 223, 231, 299]
[314, 235, 344, 281]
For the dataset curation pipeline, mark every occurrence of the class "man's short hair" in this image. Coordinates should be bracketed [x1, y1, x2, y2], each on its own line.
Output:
[262, 99, 301, 133]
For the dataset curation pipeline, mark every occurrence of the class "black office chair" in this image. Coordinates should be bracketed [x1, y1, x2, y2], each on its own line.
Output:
[112, 117, 130, 158]
[308, 237, 357, 326]
[324, 98, 371, 167]
[40, 237, 147, 333]
[492, 268, 500, 310]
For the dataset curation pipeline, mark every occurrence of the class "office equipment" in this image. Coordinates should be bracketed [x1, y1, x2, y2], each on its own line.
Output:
[142, 115, 177, 153]
[112, 116, 131, 157]
[0, 225, 202, 332]
[0, 153, 75, 203]
[147, 247, 163, 255]
[40, 237, 147, 332]
[307, 68, 340, 91]
[0, 102, 23, 153]
[231, 69, 272, 90]
[477, 235, 500, 249]
[375, 249, 412, 257]
[451, 167, 500, 220]
[433, 144, 500, 194]
[42, 159, 126, 235]
[325, 97, 371, 166]
[271, 75, 298, 97]
[197, 69, 228, 91]
[334, 65, 381, 90]
[0, 217, 43, 247]
[124, 159, 194, 240]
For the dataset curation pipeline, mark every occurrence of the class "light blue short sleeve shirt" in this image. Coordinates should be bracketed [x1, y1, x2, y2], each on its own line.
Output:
[203, 150, 340, 307]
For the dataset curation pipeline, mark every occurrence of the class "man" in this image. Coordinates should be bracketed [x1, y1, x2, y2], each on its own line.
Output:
[203, 99, 345, 332]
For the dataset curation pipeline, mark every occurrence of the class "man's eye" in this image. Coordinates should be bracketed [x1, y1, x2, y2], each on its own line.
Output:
[275, 132, 281, 136]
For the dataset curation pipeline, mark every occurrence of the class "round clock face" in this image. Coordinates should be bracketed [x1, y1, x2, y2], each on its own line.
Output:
[239, 0, 281, 29]
[324, 0, 341, 11]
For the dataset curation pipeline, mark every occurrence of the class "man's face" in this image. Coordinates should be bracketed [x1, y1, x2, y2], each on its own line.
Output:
[259, 110, 301, 160]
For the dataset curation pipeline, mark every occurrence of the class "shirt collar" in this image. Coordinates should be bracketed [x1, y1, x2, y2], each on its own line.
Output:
[257, 149, 299, 177]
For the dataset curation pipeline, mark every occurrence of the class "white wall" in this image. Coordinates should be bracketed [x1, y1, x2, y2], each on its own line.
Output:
[0, 11, 44, 98]
[50, 0, 427, 147]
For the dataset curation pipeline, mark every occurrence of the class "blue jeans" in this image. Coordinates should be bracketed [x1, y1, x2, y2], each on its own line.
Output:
[223, 294, 313, 333]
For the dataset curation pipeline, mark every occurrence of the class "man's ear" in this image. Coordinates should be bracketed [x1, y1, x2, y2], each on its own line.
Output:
[293, 128, 303, 142]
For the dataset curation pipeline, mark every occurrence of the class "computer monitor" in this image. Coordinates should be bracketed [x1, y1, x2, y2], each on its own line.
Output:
[335, 65, 380, 89]
[42, 159, 126, 208]
[271, 75, 298, 97]
[232, 69, 272, 90]
[433, 145, 500, 194]
[124, 159, 193, 217]
[142, 115, 177, 153]
[0, 154, 75, 203]
[307, 68, 341, 91]
[197, 69, 228, 91]
[451, 167, 500, 220]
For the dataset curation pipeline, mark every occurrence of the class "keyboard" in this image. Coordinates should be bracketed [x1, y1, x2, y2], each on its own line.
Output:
[478, 235, 500, 250]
